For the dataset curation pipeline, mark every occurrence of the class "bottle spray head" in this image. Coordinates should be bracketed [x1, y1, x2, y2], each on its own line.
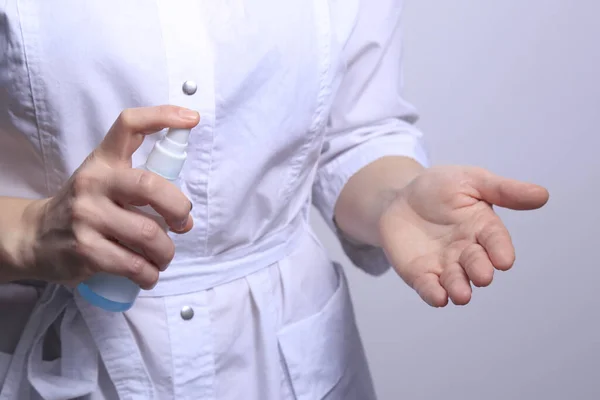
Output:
[144, 127, 191, 181]
[165, 128, 190, 146]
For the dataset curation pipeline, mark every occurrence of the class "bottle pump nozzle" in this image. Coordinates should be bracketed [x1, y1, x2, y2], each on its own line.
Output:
[144, 127, 191, 181]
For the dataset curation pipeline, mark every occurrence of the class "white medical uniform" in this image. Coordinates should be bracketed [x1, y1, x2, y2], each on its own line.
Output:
[0, 0, 428, 398]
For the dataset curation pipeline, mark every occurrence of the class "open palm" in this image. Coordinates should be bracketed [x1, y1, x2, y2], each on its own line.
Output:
[379, 166, 549, 307]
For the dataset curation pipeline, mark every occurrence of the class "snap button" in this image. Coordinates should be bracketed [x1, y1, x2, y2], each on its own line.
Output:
[182, 80, 197, 95]
[180, 305, 194, 320]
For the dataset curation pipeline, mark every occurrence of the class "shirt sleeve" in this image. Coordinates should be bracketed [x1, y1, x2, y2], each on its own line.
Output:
[312, 0, 429, 276]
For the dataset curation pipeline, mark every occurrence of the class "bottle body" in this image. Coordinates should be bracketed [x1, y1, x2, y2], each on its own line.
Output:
[77, 169, 171, 312]
[76, 273, 142, 312]
[77, 126, 191, 312]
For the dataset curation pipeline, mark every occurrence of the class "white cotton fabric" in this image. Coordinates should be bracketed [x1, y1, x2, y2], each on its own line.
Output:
[0, 0, 427, 398]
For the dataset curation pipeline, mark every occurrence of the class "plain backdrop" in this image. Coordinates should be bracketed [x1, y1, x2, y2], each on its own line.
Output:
[311, 1, 600, 399]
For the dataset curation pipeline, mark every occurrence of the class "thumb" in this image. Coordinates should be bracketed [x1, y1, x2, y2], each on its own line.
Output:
[468, 167, 549, 210]
[95, 105, 200, 166]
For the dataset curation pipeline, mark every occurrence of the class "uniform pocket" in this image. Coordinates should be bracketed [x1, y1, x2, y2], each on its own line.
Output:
[277, 263, 363, 400]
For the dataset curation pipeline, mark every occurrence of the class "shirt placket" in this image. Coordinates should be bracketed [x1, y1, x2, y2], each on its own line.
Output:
[165, 291, 215, 399]
[156, 0, 216, 255]
[155, 1, 216, 398]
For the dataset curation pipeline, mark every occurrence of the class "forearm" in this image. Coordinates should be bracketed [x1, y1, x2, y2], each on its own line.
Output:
[334, 156, 424, 248]
[0, 197, 44, 282]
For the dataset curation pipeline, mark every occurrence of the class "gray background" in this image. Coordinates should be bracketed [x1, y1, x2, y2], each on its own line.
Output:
[312, 1, 600, 399]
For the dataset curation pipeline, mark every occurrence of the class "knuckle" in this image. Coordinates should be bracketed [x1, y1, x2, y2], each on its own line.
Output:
[71, 198, 108, 232]
[135, 169, 157, 196]
[462, 245, 481, 265]
[442, 273, 458, 288]
[480, 223, 503, 244]
[72, 172, 97, 195]
[157, 105, 180, 123]
[157, 105, 171, 119]
[72, 226, 94, 258]
[70, 198, 89, 222]
[118, 108, 135, 128]
[141, 270, 159, 290]
[140, 218, 160, 241]
[126, 253, 146, 277]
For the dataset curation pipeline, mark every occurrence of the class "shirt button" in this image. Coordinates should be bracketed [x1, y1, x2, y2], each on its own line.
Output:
[182, 80, 197, 95]
[180, 306, 194, 320]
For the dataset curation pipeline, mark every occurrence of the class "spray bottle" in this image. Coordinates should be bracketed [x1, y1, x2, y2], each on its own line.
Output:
[77, 127, 191, 312]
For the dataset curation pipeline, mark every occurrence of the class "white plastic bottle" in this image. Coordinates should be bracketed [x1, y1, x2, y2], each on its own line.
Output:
[77, 127, 192, 312]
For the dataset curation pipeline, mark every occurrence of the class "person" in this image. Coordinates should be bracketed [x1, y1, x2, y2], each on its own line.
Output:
[0, 0, 549, 399]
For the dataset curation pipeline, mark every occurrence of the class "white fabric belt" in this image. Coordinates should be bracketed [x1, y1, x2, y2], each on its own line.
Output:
[141, 214, 306, 297]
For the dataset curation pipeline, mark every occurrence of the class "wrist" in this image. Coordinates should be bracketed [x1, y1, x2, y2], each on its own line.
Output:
[0, 198, 48, 282]
[335, 158, 425, 248]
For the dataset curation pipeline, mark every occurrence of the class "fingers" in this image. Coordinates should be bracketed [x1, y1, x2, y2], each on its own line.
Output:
[438, 224, 512, 306]
[404, 257, 486, 307]
[459, 243, 495, 286]
[413, 272, 449, 308]
[440, 262, 472, 306]
[73, 226, 160, 290]
[409, 260, 479, 307]
[71, 160, 193, 233]
[395, 254, 448, 308]
[404, 244, 497, 307]
[107, 168, 193, 232]
[468, 168, 549, 211]
[476, 219, 515, 271]
[96, 105, 200, 166]
[73, 197, 176, 270]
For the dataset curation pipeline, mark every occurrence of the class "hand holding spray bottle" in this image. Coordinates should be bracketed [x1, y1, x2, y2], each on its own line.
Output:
[77, 126, 192, 312]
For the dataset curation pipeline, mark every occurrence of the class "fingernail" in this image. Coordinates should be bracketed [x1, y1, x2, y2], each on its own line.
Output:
[179, 109, 199, 121]
[176, 218, 188, 231]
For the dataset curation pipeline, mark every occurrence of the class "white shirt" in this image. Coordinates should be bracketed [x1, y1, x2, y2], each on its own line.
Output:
[0, 0, 428, 399]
